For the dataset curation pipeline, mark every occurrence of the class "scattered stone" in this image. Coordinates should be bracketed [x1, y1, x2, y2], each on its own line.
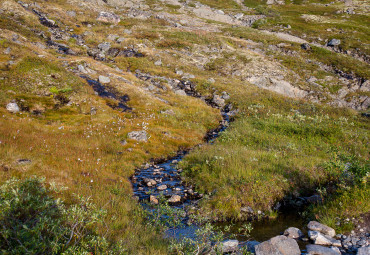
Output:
[6, 101, 20, 113]
[116, 37, 125, 43]
[98, 42, 111, 52]
[107, 34, 119, 41]
[221, 239, 239, 253]
[97, 11, 121, 24]
[144, 178, 157, 187]
[306, 244, 341, 255]
[255, 235, 300, 255]
[175, 90, 187, 96]
[66, 10, 76, 17]
[3, 47, 11, 54]
[127, 131, 148, 142]
[241, 206, 254, 214]
[150, 195, 158, 205]
[212, 94, 225, 108]
[284, 227, 303, 239]
[17, 159, 32, 165]
[157, 184, 167, 190]
[301, 43, 311, 51]
[168, 194, 181, 203]
[98, 75, 111, 84]
[78, 64, 88, 74]
[154, 60, 162, 66]
[120, 140, 127, 145]
[327, 39, 341, 47]
[308, 221, 336, 237]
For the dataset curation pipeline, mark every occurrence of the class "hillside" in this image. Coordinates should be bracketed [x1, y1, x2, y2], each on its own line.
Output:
[0, 0, 369, 254]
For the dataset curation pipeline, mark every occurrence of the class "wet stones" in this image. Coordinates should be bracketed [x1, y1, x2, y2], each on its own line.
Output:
[150, 195, 158, 205]
[143, 178, 156, 187]
[157, 184, 167, 191]
[168, 194, 181, 204]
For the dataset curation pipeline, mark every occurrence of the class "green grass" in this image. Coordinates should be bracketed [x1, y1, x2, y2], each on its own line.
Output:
[180, 93, 369, 220]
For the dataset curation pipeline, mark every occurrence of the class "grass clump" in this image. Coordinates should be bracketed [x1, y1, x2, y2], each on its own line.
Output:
[310, 153, 369, 232]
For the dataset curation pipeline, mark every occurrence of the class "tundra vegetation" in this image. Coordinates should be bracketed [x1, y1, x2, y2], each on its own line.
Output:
[0, 0, 368, 253]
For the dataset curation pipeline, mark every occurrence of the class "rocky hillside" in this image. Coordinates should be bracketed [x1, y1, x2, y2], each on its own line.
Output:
[0, 0, 369, 254]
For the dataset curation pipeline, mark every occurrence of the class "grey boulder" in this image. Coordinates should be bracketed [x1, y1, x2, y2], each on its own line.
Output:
[308, 231, 341, 247]
[308, 221, 336, 237]
[284, 227, 304, 239]
[255, 235, 300, 255]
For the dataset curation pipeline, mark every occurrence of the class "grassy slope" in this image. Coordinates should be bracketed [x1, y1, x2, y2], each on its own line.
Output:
[0, 0, 369, 252]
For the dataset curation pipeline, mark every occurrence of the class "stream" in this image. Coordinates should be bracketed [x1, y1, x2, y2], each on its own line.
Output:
[130, 108, 307, 248]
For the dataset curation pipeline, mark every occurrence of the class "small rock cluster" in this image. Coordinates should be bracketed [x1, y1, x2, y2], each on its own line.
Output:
[131, 157, 203, 205]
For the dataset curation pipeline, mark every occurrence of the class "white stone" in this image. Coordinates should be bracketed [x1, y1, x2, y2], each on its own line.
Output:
[6, 102, 20, 113]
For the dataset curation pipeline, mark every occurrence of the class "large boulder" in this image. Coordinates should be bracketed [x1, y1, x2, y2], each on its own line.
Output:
[306, 244, 341, 255]
[255, 235, 300, 255]
[284, 227, 303, 239]
[308, 231, 341, 247]
[127, 131, 148, 142]
[97, 11, 120, 24]
[308, 221, 336, 237]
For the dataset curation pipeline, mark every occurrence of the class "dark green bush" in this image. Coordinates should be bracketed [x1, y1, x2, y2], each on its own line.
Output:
[0, 177, 108, 254]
